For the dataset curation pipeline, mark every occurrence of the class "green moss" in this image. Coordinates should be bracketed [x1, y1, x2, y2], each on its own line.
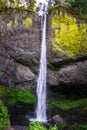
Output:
[6, 87, 36, 105]
[0, 100, 10, 130]
[50, 125, 58, 130]
[0, 16, 2, 20]
[52, 11, 87, 58]
[49, 98, 87, 110]
[23, 17, 32, 28]
[7, 21, 13, 31]
[70, 124, 87, 130]
[0, 70, 4, 77]
[50, 123, 66, 130]
[0, 85, 36, 106]
[14, 18, 18, 27]
[0, 86, 6, 97]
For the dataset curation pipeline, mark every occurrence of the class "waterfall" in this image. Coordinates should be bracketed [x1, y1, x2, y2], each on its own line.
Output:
[29, 1, 48, 123]
[29, 0, 55, 123]
[36, 13, 47, 122]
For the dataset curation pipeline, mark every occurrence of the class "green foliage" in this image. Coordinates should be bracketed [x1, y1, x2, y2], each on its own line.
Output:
[49, 98, 87, 110]
[66, 0, 87, 15]
[0, 0, 8, 11]
[28, 0, 36, 12]
[57, 123, 66, 130]
[26, 121, 47, 130]
[0, 0, 36, 12]
[70, 124, 87, 130]
[7, 21, 13, 31]
[0, 100, 10, 130]
[50, 125, 58, 130]
[6, 87, 36, 105]
[27, 121, 87, 130]
[0, 70, 4, 77]
[50, 123, 66, 130]
[27, 122, 66, 130]
[52, 11, 87, 57]
[23, 17, 32, 28]
[0, 86, 6, 97]
[14, 0, 36, 12]
[0, 85, 36, 106]
[55, 0, 61, 5]
[65, 0, 74, 4]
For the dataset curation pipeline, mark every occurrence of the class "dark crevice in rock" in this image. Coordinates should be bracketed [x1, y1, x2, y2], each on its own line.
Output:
[48, 55, 87, 71]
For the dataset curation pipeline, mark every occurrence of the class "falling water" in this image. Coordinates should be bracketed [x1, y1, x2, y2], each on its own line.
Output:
[29, 1, 48, 123]
[36, 12, 47, 122]
[30, 0, 55, 123]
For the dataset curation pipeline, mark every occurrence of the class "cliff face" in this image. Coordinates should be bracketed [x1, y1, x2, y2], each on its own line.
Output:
[0, 9, 87, 93]
[0, 10, 40, 89]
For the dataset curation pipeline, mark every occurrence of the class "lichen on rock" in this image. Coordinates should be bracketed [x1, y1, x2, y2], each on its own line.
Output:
[23, 17, 32, 28]
[7, 21, 13, 31]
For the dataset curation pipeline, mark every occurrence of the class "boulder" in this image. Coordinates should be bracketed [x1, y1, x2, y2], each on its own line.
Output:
[53, 115, 65, 124]
[0, 56, 36, 90]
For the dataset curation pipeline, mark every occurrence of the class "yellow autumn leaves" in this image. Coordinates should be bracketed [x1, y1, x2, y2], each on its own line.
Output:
[52, 11, 87, 57]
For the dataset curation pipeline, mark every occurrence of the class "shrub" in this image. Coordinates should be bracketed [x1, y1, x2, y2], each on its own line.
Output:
[0, 100, 10, 130]
[70, 124, 87, 130]
[26, 121, 47, 130]
[50, 125, 58, 130]
[52, 11, 87, 58]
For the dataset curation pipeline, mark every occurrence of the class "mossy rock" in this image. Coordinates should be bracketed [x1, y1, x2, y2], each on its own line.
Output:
[48, 98, 87, 124]
[0, 85, 36, 106]
[49, 98, 87, 111]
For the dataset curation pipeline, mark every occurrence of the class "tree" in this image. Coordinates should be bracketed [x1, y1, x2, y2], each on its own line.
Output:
[0, 0, 8, 11]
[65, 0, 87, 15]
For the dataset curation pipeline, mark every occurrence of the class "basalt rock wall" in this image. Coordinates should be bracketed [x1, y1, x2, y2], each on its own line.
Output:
[0, 9, 87, 94]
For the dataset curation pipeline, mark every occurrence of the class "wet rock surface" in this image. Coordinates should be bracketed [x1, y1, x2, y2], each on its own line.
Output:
[0, 10, 87, 93]
[53, 115, 65, 124]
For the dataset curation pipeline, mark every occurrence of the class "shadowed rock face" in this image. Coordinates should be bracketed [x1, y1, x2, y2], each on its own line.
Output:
[0, 10, 87, 93]
[0, 11, 40, 90]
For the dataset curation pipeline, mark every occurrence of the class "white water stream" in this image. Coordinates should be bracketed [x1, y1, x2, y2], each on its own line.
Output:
[30, 0, 55, 123]
[36, 13, 47, 122]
